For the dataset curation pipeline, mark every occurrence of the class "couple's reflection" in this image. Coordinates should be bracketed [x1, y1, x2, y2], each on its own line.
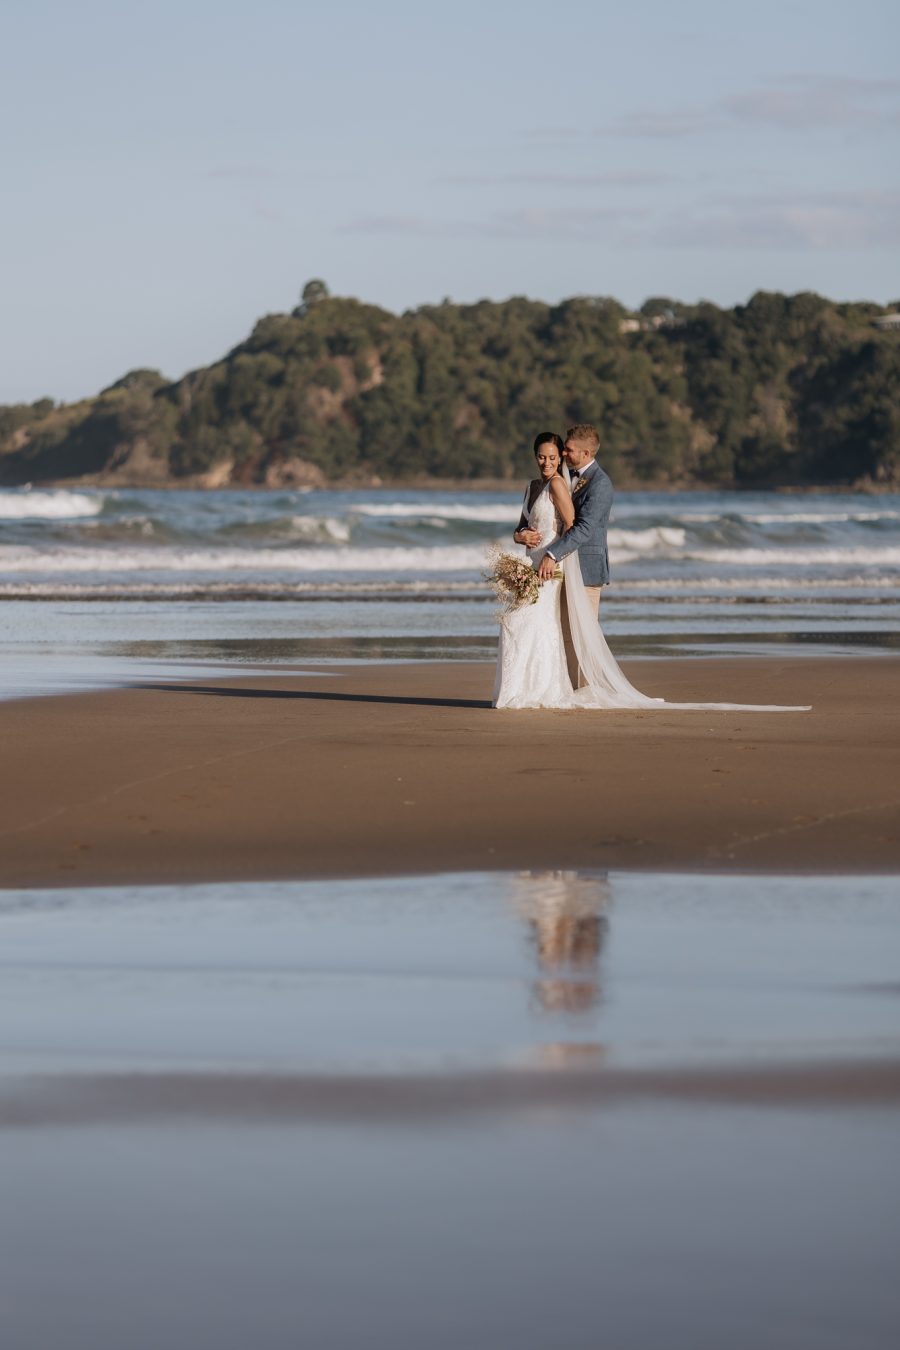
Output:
[509, 869, 611, 1016]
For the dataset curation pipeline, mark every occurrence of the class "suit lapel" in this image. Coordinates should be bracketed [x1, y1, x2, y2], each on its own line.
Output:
[573, 462, 597, 496]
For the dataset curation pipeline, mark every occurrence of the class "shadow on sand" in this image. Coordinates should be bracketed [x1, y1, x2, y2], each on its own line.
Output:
[131, 682, 493, 711]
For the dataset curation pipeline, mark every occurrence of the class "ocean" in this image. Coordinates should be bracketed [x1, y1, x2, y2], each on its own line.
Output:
[1, 483, 898, 698]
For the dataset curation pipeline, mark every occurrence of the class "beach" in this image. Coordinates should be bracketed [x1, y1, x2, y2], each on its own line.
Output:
[2, 656, 898, 888]
[3, 486, 900, 1349]
[3, 656, 900, 1350]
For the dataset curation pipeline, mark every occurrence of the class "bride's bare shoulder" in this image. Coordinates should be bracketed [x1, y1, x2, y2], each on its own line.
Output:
[548, 473, 575, 527]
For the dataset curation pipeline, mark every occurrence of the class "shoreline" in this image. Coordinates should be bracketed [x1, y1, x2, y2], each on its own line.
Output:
[2, 657, 898, 888]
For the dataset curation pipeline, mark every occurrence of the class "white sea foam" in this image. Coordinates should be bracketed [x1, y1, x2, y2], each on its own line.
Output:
[742, 511, 900, 525]
[0, 489, 105, 520]
[0, 525, 690, 577]
[290, 515, 352, 543]
[0, 578, 490, 599]
[684, 546, 900, 567]
[2, 574, 898, 601]
[0, 543, 492, 574]
[351, 502, 518, 522]
[620, 575, 900, 591]
[645, 509, 900, 527]
[4, 534, 899, 577]
[357, 511, 687, 554]
[608, 526, 685, 552]
[356, 505, 694, 542]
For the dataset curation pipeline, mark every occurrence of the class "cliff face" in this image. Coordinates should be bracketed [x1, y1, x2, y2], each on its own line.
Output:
[2, 291, 898, 489]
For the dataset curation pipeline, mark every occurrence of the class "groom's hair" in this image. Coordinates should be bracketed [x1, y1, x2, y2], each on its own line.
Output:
[566, 423, 600, 450]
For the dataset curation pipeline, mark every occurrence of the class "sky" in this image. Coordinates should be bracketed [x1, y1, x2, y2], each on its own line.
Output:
[1, 0, 898, 403]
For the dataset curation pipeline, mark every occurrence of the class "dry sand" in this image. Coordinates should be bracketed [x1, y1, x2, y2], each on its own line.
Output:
[1, 657, 898, 887]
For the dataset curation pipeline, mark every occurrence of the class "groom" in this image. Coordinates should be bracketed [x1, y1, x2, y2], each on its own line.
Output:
[537, 423, 613, 688]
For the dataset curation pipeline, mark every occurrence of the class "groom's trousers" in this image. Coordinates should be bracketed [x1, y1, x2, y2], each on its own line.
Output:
[561, 582, 602, 689]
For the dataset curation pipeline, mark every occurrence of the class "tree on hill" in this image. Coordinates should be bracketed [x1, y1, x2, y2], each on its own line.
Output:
[1, 289, 897, 488]
[293, 279, 330, 317]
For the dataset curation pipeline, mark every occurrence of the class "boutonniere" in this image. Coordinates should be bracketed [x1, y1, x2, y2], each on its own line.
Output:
[573, 476, 589, 494]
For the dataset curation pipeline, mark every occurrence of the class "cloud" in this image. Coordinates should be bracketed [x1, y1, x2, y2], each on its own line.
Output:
[519, 127, 581, 144]
[595, 75, 900, 139]
[338, 206, 647, 242]
[597, 109, 715, 139]
[338, 215, 461, 239]
[339, 191, 900, 252]
[438, 170, 671, 188]
[204, 164, 274, 180]
[485, 207, 648, 240]
[655, 191, 900, 250]
[722, 75, 900, 131]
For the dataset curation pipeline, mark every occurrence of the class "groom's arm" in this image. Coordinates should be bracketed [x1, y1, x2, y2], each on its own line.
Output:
[547, 474, 613, 563]
[513, 507, 542, 548]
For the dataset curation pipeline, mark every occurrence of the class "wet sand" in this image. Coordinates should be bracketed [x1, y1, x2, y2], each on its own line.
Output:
[1, 657, 899, 886]
[2, 871, 899, 1350]
[4, 1059, 899, 1127]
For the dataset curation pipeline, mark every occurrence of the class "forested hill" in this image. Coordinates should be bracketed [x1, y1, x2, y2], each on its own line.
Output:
[2, 285, 898, 489]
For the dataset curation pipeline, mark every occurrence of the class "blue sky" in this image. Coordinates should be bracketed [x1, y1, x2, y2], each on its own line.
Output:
[2, 0, 897, 402]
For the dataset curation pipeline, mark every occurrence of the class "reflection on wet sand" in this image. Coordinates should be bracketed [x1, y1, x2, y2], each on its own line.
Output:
[510, 870, 611, 1017]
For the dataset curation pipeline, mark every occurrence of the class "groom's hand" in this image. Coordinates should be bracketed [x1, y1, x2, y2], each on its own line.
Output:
[537, 555, 556, 582]
[515, 528, 541, 548]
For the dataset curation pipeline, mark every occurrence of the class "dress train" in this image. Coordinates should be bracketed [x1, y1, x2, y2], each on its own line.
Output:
[492, 475, 810, 713]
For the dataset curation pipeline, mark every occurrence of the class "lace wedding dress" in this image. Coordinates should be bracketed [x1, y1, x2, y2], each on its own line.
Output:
[492, 478, 810, 713]
[492, 481, 577, 709]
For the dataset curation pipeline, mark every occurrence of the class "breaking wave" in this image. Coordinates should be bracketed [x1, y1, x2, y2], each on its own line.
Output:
[0, 525, 693, 575]
[0, 489, 105, 520]
[608, 526, 685, 553]
[0, 544, 491, 574]
[289, 516, 352, 543]
[684, 546, 900, 567]
[350, 502, 518, 522]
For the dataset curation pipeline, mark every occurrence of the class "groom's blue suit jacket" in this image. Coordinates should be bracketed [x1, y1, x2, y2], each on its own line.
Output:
[552, 461, 614, 586]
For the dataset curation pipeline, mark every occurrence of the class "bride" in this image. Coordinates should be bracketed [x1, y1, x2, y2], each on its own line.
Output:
[492, 432, 809, 713]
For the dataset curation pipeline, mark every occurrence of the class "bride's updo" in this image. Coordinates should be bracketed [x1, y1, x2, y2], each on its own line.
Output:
[533, 432, 564, 457]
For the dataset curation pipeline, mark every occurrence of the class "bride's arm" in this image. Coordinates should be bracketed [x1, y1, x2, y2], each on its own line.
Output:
[548, 475, 575, 530]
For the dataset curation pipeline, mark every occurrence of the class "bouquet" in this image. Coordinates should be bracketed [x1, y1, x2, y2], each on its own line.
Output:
[485, 548, 542, 609]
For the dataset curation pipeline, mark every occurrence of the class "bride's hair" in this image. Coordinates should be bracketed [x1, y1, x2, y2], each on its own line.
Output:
[533, 432, 564, 456]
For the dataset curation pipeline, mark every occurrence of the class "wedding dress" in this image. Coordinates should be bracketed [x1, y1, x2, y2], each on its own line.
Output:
[492, 476, 810, 713]
[492, 480, 578, 709]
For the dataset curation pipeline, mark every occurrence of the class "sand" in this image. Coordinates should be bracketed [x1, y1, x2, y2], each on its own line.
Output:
[2, 656, 898, 886]
[3, 676, 899, 1350]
